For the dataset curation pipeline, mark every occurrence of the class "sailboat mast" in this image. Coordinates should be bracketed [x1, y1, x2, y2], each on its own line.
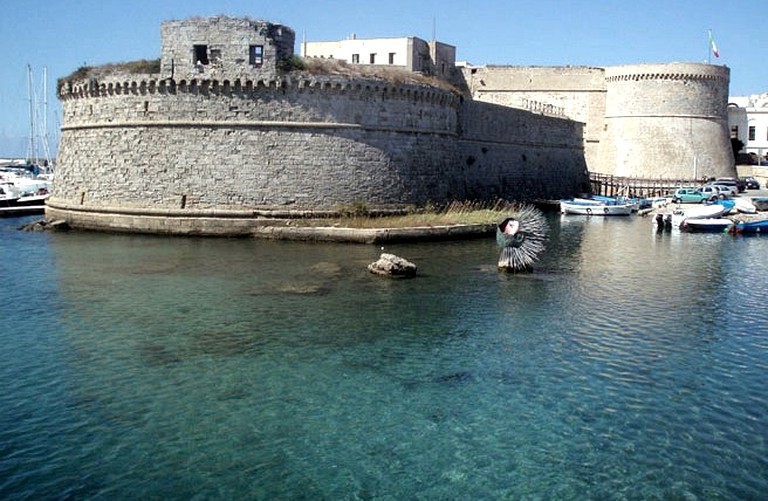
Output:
[41, 66, 51, 167]
[26, 64, 37, 165]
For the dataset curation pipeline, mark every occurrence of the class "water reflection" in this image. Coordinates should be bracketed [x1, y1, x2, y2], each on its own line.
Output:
[1, 214, 766, 498]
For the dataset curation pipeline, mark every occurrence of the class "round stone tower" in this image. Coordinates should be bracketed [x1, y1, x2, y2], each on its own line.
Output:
[48, 17, 464, 235]
[597, 63, 734, 179]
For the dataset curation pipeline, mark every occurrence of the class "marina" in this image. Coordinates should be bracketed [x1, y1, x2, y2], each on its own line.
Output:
[2, 212, 767, 498]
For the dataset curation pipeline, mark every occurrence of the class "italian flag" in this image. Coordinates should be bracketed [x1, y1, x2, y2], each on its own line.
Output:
[709, 30, 720, 58]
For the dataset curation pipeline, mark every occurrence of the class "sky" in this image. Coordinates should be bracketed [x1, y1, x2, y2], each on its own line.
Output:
[1, 0, 766, 158]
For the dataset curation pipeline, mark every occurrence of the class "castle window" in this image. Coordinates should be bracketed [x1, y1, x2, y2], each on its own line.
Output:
[749, 126, 756, 141]
[194, 45, 209, 65]
[249, 45, 264, 67]
[352, 53, 359, 64]
[731, 125, 739, 138]
[389, 52, 395, 64]
[369, 53, 376, 64]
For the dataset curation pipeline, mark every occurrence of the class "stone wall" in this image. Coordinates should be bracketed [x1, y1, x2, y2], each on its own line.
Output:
[459, 100, 588, 200]
[52, 67, 587, 218]
[460, 66, 606, 170]
[53, 76, 465, 215]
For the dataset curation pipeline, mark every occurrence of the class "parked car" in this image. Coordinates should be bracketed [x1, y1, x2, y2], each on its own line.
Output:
[700, 185, 726, 199]
[702, 182, 739, 198]
[715, 177, 744, 193]
[672, 188, 715, 204]
[740, 176, 761, 189]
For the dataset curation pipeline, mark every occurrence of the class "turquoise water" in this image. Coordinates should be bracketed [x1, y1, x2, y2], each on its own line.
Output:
[1, 214, 767, 499]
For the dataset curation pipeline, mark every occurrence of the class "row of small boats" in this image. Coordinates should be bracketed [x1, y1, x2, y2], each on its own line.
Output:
[560, 193, 768, 234]
[655, 198, 768, 234]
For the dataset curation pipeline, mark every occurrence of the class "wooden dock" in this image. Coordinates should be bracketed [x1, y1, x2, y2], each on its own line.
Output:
[590, 173, 698, 198]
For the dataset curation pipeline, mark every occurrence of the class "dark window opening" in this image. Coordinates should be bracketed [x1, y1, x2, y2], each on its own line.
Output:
[194, 45, 209, 65]
[388, 52, 395, 64]
[369, 53, 376, 64]
[249, 45, 264, 66]
[351, 54, 359, 64]
[749, 126, 756, 141]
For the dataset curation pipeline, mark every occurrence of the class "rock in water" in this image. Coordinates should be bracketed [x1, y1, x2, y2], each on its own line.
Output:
[18, 219, 70, 232]
[368, 253, 417, 277]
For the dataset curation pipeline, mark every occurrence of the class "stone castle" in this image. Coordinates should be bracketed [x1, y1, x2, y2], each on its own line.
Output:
[48, 16, 734, 235]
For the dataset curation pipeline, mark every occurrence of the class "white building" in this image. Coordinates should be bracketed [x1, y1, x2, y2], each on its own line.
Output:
[728, 93, 768, 164]
[301, 35, 456, 78]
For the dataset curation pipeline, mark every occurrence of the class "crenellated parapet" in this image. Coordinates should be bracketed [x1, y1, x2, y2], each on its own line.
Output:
[57, 72, 462, 142]
[604, 72, 727, 83]
[59, 75, 460, 108]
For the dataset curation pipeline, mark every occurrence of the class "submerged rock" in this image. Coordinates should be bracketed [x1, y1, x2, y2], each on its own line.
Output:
[18, 218, 70, 232]
[367, 253, 417, 278]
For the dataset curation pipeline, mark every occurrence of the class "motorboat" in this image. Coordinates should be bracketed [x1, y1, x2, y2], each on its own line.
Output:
[714, 199, 735, 215]
[732, 218, 768, 234]
[0, 181, 48, 216]
[669, 203, 728, 229]
[681, 218, 734, 233]
[560, 199, 634, 216]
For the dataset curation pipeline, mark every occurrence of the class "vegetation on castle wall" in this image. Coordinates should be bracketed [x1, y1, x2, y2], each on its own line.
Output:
[57, 55, 459, 96]
[277, 55, 307, 73]
[57, 59, 161, 96]
[291, 58, 461, 93]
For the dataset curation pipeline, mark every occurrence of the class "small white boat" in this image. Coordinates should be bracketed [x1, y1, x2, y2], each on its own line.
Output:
[560, 199, 633, 216]
[681, 218, 734, 232]
[733, 197, 757, 214]
[669, 203, 727, 229]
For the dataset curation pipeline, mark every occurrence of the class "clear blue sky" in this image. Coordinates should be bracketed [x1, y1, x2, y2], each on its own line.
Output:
[2, 0, 766, 158]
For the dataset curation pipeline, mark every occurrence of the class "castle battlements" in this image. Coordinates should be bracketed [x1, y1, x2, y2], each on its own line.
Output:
[60, 75, 460, 107]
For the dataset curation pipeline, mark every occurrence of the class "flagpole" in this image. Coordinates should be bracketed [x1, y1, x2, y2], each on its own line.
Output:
[707, 29, 712, 64]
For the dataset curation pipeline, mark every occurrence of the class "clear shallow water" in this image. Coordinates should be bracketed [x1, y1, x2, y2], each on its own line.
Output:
[1, 214, 767, 499]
